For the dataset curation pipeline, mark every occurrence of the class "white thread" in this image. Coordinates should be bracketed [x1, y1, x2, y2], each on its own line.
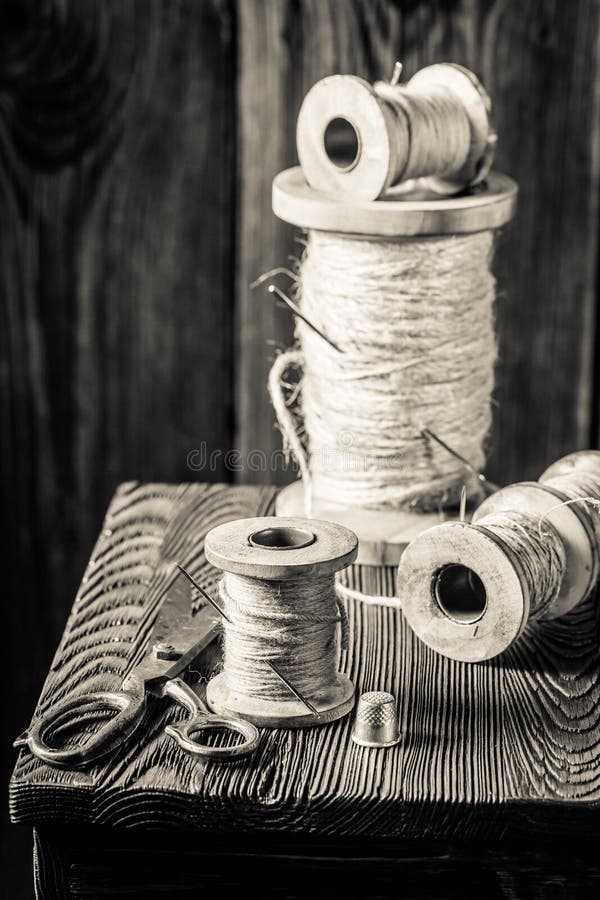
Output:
[335, 579, 400, 608]
[374, 81, 472, 185]
[271, 229, 496, 512]
[218, 572, 347, 703]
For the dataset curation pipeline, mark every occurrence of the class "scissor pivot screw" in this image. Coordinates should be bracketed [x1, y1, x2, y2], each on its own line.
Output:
[153, 642, 180, 661]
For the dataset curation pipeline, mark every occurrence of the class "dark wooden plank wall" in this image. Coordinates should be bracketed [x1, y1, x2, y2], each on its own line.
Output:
[236, 0, 600, 486]
[2, 1, 599, 896]
[1, 0, 236, 894]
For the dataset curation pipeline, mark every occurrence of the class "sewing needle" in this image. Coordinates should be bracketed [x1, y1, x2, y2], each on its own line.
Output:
[421, 427, 499, 495]
[176, 564, 232, 623]
[268, 284, 344, 354]
[266, 660, 321, 718]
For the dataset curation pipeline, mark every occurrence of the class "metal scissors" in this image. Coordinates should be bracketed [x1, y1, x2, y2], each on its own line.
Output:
[14, 567, 260, 766]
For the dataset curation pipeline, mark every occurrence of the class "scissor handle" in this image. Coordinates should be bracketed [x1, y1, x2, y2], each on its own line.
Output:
[163, 679, 260, 761]
[18, 679, 147, 767]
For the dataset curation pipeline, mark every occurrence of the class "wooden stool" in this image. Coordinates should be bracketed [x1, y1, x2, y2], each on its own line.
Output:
[10, 482, 600, 898]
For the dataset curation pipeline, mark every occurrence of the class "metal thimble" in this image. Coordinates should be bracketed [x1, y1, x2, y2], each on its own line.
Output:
[351, 691, 401, 748]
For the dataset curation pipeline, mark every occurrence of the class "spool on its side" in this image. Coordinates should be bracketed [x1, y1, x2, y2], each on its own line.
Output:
[473, 482, 596, 617]
[205, 516, 358, 728]
[397, 520, 530, 662]
[296, 65, 495, 200]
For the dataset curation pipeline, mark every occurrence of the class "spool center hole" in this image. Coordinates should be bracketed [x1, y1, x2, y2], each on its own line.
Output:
[434, 564, 487, 625]
[323, 117, 361, 171]
[249, 526, 316, 550]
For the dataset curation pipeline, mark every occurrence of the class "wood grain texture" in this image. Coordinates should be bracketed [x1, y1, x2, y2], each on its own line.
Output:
[10, 484, 600, 850]
[1, 2, 235, 891]
[235, 0, 600, 488]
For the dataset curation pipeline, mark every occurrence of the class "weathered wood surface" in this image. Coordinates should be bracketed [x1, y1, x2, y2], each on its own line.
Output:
[11, 483, 600, 846]
[235, 0, 600, 487]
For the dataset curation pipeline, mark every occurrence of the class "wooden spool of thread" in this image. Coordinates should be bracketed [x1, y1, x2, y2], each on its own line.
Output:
[397, 451, 600, 662]
[296, 64, 495, 200]
[205, 516, 358, 727]
[272, 165, 516, 566]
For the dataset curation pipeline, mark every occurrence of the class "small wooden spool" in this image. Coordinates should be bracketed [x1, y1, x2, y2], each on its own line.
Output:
[273, 167, 517, 564]
[296, 64, 496, 200]
[398, 458, 600, 662]
[205, 516, 358, 728]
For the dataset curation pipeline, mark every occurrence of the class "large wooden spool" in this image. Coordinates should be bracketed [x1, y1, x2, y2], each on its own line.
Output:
[273, 166, 517, 569]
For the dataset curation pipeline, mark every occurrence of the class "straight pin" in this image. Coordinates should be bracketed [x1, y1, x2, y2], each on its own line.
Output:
[176, 564, 232, 623]
[390, 61, 403, 86]
[459, 484, 467, 522]
[421, 427, 499, 495]
[268, 284, 344, 353]
[266, 661, 321, 718]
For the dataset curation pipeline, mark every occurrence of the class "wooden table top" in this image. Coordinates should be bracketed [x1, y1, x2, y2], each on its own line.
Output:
[10, 482, 600, 840]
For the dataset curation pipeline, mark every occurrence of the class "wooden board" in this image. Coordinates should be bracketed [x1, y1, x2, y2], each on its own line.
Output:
[10, 483, 600, 847]
[235, 0, 600, 489]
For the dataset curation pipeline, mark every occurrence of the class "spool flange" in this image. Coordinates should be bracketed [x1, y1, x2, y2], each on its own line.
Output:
[276, 480, 456, 566]
[540, 449, 600, 482]
[398, 520, 531, 663]
[205, 516, 358, 728]
[273, 166, 517, 237]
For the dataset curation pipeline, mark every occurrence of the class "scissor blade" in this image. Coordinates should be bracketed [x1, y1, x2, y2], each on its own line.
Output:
[160, 602, 221, 679]
[134, 568, 222, 687]
[148, 567, 195, 643]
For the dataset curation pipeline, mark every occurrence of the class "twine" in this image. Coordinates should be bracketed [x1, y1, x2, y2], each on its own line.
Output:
[269, 229, 496, 512]
[218, 572, 348, 703]
[473, 510, 567, 620]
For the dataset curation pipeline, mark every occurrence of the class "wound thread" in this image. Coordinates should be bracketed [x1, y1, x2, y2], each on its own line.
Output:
[218, 571, 345, 703]
[374, 81, 472, 185]
[271, 228, 496, 512]
[473, 510, 567, 620]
